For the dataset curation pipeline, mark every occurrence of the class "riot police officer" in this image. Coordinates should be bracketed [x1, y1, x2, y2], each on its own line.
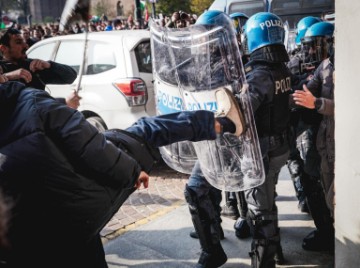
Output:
[288, 16, 322, 75]
[183, 10, 246, 268]
[242, 12, 292, 267]
[293, 21, 335, 252]
[286, 16, 322, 213]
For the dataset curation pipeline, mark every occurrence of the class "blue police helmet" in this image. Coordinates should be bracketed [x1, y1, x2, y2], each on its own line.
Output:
[229, 12, 249, 35]
[245, 12, 285, 54]
[195, 10, 229, 26]
[304, 21, 334, 40]
[295, 16, 322, 45]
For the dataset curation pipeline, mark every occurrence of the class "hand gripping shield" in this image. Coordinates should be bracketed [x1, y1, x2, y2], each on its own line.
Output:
[149, 16, 265, 191]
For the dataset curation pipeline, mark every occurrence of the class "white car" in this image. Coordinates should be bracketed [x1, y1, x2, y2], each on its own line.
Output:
[26, 30, 156, 131]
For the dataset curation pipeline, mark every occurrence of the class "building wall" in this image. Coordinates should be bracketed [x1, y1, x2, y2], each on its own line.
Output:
[91, 0, 135, 19]
[27, 0, 136, 24]
[335, 0, 360, 266]
[29, 0, 67, 23]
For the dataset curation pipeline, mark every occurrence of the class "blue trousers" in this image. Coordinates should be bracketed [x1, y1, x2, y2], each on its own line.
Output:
[126, 110, 217, 148]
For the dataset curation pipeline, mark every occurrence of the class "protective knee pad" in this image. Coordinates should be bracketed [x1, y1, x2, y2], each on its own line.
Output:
[287, 158, 302, 178]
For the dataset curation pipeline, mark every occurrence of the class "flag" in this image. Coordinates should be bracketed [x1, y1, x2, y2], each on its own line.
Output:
[144, 7, 149, 21]
[140, 0, 146, 11]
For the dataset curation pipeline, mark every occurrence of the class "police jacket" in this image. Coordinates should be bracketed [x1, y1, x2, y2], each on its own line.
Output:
[245, 59, 291, 138]
[307, 58, 335, 163]
[0, 59, 77, 91]
[0, 82, 141, 259]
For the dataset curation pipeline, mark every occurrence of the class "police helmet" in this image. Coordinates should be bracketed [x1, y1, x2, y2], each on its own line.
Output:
[229, 12, 249, 35]
[295, 16, 322, 46]
[301, 21, 334, 65]
[303, 21, 334, 40]
[245, 12, 285, 54]
[194, 10, 241, 88]
[195, 10, 228, 26]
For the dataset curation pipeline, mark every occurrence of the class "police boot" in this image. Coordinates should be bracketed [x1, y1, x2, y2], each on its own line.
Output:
[221, 201, 239, 219]
[189, 220, 225, 240]
[185, 185, 227, 268]
[302, 229, 335, 253]
[274, 228, 285, 265]
[249, 237, 277, 268]
[303, 180, 334, 252]
[248, 219, 279, 268]
[234, 217, 251, 239]
[221, 192, 240, 220]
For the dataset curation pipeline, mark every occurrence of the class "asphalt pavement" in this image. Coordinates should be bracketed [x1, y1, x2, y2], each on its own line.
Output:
[101, 161, 334, 268]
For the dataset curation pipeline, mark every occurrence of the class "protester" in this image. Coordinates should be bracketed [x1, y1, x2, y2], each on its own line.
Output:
[0, 79, 243, 268]
[0, 28, 80, 109]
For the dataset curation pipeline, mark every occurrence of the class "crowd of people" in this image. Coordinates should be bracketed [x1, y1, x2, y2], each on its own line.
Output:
[4, 10, 198, 51]
[0, 5, 335, 268]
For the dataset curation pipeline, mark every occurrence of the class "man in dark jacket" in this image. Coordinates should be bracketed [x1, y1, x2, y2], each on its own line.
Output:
[0, 81, 243, 268]
[242, 12, 292, 267]
[291, 21, 335, 253]
[0, 28, 80, 109]
[293, 54, 335, 252]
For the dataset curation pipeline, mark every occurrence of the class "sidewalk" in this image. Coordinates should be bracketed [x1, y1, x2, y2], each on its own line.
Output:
[101, 162, 334, 267]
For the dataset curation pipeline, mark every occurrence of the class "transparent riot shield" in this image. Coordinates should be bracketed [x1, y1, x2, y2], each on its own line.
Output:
[150, 17, 265, 191]
[150, 23, 199, 175]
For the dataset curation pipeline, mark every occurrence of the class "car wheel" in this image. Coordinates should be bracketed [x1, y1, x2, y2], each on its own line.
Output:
[86, 116, 107, 132]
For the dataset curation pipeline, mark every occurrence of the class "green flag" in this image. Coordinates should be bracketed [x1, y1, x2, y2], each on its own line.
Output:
[140, 0, 146, 11]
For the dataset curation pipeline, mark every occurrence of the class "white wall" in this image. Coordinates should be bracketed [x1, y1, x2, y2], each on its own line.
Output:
[335, 0, 360, 266]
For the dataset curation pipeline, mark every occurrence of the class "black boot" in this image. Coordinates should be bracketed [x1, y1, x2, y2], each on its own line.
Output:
[196, 242, 227, 268]
[302, 229, 334, 253]
[221, 201, 239, 219]
[221, 192, 240, 220]
[303, 179, 334, 252]
[234, 217, 251, 239]
[185, 185, 227, 268]
[248, 218, 280, 268]
[274, 228, 285, 265]
[189, 223, 225, 240]
[249, 238, 277, 268]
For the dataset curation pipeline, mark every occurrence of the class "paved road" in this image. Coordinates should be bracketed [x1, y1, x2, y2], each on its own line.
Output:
[101, 161, 334, 267]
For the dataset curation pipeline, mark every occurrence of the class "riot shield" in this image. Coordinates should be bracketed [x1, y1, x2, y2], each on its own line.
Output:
[150, 17, 265, 191]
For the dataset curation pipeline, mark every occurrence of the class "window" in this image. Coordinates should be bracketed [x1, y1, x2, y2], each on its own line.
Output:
[26, 42, 56, 61]
[55, 41, 84, 74]
[135, 41, 152, 73]
[54, 40, 116, 75]
[86, 41, 116, 75]
[229, 1, 264, 17]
